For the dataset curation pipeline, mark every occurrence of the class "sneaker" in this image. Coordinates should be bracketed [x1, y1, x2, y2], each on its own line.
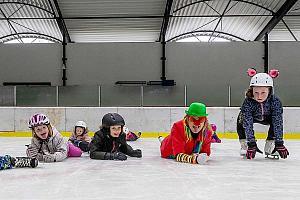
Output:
[0, 155, 14, 170]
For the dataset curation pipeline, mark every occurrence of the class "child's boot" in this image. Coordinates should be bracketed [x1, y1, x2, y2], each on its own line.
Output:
[239, 139, 247, 157]
[126, 131, 141, 141]
[11, 157, 38, 168]
[264, 140, 280, 159]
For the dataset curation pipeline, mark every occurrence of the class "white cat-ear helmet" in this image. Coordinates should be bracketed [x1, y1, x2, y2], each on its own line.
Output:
[247, 68, 279, 87]
[250, 73, 273, 87]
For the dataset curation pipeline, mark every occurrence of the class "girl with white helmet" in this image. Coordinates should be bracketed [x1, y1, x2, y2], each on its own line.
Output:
[69, 120, 91, 153]
[237, 68, 289, 160]
[26, 113, 68, 162]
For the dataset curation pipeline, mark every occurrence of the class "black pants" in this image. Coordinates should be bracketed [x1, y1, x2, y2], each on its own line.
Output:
[236, 112, 274, 140]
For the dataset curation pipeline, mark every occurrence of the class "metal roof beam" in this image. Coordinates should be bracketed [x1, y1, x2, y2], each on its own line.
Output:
[167, 30, 246, 42]
[159, 0, 173, 42]
[255, 0, 298, 41]
[174, 0, 274, 13]
[282, 19, 298, 41]
[0, 32, 62, 43]
[208, 0, 232, 42]
[48, 0, 71, 43]
[0, 8, 23, 43]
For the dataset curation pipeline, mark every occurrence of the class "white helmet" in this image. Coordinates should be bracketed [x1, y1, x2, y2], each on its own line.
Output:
[28, 113, 50, 128]
[250, 73, 273, 87]
[75, 121, 87, 129]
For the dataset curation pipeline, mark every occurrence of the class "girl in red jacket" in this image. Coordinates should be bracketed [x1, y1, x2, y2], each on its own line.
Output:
[160, 102, 213, 164]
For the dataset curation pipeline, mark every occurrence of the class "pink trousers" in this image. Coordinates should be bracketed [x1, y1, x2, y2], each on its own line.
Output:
[67, 142, 82, 157]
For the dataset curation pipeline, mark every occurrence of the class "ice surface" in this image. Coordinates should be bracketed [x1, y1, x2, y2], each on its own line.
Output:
[1, 138, 300, 200]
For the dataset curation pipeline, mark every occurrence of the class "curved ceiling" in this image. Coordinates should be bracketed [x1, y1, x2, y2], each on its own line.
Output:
[0, 0, 299, 43]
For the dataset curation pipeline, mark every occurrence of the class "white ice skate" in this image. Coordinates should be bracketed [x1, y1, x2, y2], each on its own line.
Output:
[239, 139, 247, 157]
[264, 140, 279, 160]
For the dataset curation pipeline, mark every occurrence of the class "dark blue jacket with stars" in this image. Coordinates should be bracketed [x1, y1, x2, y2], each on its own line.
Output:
[240, 94, 283, 143]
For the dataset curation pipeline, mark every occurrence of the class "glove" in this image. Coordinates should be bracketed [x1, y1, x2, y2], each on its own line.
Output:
[131, 149, 142, 158]
[246, 141, 263, 159]
[78, 141, 90, 152]
[196, 153, 209, 164]
[105, 152, 127, 161]
[26, 146, 38, 158]
[43, 153, 56, 163]
[272, 141, 289, 159]
[36, 153, 44, 161]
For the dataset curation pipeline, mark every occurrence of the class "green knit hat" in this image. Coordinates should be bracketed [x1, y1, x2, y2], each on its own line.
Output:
[185, 102, 208, 117]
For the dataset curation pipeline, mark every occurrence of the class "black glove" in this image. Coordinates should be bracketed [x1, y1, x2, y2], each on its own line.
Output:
[272, 141, 289, 159]
[104, 152, 127, 161]
[78, 141, 90, 152]
[246, 141, 263, 159]
[131, 149, 142, 158]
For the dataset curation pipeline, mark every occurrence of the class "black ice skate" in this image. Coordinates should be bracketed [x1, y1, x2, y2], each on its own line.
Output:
[11, 157, 38, 168]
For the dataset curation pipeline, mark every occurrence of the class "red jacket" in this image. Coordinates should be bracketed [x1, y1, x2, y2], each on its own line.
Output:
[160, 119, 212, 158]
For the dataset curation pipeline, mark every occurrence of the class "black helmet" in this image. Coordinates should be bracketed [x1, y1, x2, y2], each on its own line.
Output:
[102, 113, 125, 127]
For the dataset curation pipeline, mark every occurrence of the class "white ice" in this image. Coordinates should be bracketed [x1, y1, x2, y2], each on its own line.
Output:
[1, 138, 300, 200]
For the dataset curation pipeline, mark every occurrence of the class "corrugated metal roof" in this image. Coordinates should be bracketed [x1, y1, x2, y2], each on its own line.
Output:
[0, 0, 299, 43]
[270, 0, 300, 41]
[167, 0, 285, 41]
[0, 0, 62, 43]
[58, 0, 165, 42]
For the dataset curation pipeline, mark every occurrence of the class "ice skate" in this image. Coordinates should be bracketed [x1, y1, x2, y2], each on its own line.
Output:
[211, 133, 221, 143]
[264, 140, 279, 160]
[11, 157, 38, 168]
[0, 155, 14, 170]
[211, 124, 221, 143]
[126, 131, 141, 141]
[158, 136, 164, 144]
[239, 139, 247, 157]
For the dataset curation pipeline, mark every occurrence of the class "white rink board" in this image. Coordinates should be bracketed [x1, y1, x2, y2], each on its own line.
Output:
[1, 107, 300, 133]
[0, 108, 14, 131]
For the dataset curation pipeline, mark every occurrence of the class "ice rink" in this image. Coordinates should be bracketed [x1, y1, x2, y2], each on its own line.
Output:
[1, 137, 300, 200]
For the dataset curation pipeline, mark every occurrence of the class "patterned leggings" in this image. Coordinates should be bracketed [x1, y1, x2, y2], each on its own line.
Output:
[236, 112, 275, 140]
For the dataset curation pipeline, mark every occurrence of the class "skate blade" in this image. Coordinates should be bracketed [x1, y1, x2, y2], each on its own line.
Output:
[265, 155, 279, 160]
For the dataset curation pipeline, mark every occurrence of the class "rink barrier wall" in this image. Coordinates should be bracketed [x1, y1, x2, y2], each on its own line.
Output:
[0, 132, 300, 139]
[0, 107, 300, 139]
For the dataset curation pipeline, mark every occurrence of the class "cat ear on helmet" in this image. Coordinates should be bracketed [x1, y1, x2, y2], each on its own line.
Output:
[247, 68, 257, 77]
[269, 69, 279, 78]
